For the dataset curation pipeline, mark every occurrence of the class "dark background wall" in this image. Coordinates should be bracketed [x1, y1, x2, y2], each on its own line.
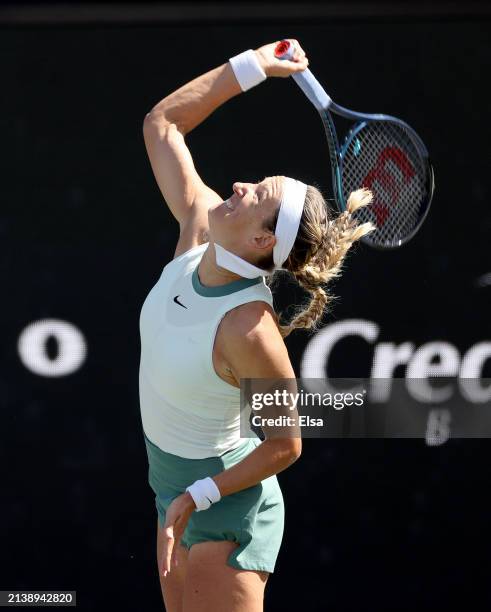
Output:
[1, 4, 490, 610]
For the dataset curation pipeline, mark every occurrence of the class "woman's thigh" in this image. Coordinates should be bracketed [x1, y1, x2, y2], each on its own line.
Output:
[182, 541, 269, 612]
[157, 519, 190, 612]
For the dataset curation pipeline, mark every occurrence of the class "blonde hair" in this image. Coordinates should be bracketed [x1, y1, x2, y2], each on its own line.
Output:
[259, 186, 376, 339]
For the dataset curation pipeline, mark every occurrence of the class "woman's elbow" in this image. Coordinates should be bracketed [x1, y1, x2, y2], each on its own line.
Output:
[143, 112, 185, 139]
[288, 438, 302, 462]
[274, 437, 302, 467]
[143, 109, 168, 132]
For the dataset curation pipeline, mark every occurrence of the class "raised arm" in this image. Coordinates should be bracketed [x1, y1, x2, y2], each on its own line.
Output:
[142, 62, 241, 235]
[142, 41, 309, 256]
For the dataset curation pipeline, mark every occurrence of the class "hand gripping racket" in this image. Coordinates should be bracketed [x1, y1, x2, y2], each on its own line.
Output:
[274, 40, 435, 250]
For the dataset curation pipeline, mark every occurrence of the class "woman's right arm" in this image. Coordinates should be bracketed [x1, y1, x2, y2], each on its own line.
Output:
[142, 62, 242, 251]
[143, 42, 308, 253]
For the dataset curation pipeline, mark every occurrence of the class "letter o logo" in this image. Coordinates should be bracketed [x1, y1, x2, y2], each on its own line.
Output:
[17, 318, 87, 377]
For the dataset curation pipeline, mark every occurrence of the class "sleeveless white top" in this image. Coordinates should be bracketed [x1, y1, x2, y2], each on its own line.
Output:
[139, 242, 274, 459]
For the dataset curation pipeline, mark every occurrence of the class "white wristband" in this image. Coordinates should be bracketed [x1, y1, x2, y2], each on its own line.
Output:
[229, 49, 267, 92]
[186, 476, 221, 512]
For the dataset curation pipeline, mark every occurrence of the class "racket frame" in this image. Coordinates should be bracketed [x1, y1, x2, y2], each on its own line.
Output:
[275, 40, 435, 249]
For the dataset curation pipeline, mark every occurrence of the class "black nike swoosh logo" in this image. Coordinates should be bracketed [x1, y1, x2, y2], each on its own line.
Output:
[173, 295, 187, 309]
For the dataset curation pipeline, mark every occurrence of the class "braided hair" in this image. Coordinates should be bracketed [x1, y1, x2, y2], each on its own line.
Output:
[257, 185, 375, 339]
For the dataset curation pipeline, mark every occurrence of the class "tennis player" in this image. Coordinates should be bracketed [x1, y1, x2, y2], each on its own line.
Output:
[140, 39, 374, 612]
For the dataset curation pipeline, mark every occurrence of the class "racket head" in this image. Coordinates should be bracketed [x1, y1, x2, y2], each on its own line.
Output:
[335, 116, 435, 249]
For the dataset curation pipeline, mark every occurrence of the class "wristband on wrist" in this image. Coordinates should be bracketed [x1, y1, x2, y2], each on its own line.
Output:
[185, 476, 221, 511]
[229, 49, 267, 92]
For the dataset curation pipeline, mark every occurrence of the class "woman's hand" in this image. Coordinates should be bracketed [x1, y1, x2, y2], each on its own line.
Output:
[255, 39, 309, 78]
[159, 492, 196, 577]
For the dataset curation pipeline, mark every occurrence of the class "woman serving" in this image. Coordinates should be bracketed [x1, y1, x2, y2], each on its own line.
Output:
[140, 39, 374, 612]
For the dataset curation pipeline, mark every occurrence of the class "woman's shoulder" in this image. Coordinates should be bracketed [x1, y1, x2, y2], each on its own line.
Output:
[218, 301, 294, 378]
[223, 299, 281, 342]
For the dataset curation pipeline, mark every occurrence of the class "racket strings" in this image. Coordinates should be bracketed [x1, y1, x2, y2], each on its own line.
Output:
[341, 121, 430, 247]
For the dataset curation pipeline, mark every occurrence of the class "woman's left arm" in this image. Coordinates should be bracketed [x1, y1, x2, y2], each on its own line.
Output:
[159, 301, 302, 577]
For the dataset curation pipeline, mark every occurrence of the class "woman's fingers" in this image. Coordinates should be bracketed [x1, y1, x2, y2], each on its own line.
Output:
[256, 39, 309, 77]
[290, 39, 306, 60]
[171, 535, 181, 568]
[292, 57, 309, 72]
[159, 493, 195, 577]
[161, 525, 175, 577]
[281, 39, 309, 72]
[170, 528, 182, 568]
[161, 516, 185, 575]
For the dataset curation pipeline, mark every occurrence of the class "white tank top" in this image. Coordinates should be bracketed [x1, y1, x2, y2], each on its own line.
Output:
[139, 242, 274, 459]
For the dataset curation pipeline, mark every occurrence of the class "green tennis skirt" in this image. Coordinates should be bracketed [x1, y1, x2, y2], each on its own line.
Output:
[143, 432, 285, 573]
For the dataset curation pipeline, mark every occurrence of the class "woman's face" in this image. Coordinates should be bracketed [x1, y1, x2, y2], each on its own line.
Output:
[208, 176, 283, 258]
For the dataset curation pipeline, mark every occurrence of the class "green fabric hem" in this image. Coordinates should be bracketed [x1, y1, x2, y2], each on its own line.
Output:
[227, 559, 274, 573]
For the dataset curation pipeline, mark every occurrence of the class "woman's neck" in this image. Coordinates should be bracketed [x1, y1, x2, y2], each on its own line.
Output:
[198, 242, 244, 287]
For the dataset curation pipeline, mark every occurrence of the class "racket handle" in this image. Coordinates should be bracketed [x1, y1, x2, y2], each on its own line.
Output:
[274, 40, 332, 111]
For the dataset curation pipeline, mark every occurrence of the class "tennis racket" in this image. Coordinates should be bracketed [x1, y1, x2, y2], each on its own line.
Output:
[274, 39, 435, 250]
